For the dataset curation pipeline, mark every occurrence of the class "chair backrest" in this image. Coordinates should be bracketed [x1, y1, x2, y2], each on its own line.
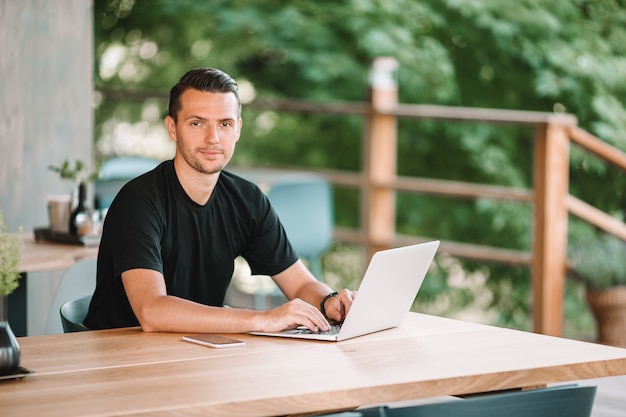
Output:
[266, 176, 333, 277]
[319, 385, 597, 417]
[43, 258, 97, 334]
[60, 295, 92, 333]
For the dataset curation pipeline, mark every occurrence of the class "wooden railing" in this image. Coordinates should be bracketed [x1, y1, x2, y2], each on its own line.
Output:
[247, 58, 626, 336]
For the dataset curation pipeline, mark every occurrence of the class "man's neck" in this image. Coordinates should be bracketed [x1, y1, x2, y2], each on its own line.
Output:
[173, 157, 220, 205]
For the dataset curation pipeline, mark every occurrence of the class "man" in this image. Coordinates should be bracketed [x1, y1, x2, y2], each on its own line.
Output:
[84, 68, 355, 333]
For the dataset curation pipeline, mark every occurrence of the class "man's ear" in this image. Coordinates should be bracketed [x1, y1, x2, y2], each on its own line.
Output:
[236, 117, 243, 142]
[164, 115, 177, 142]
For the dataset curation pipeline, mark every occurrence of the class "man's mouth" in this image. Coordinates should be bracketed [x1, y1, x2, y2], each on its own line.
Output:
[199, 149, 222, 158]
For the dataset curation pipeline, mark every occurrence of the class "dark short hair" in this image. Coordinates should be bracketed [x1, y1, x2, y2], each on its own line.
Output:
[168, 68, 240, 121]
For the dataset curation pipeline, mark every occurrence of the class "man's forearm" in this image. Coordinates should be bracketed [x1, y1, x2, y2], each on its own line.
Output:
[137, 295, 262, 333]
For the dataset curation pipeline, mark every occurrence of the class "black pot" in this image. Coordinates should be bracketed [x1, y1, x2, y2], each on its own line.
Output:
[0, 295, 21, 376]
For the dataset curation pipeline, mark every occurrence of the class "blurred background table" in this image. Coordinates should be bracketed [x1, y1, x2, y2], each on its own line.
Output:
[10, 234, 98, 336]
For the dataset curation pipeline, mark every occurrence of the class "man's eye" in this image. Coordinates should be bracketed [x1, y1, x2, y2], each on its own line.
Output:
[191, 121, 202, 126]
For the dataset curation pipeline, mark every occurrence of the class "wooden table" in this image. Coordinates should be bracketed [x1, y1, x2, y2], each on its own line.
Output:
[19, 233, 98, 272]
[9, 234, 98, 336]
[2, 313, 626, 417]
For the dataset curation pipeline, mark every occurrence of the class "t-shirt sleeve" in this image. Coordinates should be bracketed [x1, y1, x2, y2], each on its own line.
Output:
[105, 180, 164, 277]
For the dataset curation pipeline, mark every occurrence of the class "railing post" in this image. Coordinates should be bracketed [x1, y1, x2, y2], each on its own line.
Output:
[532, 122, 570, 336]
[363, 57, 399, 260]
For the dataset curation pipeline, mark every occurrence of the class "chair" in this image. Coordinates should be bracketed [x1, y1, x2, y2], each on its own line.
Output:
[318, 385, 597, 417]
[43, 258, 97, 334]
[60, 295, 92, 333]
[266, 176, 333, 278]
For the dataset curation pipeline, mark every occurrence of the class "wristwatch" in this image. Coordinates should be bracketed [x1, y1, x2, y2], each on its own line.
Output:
[320, 291, 339, 320]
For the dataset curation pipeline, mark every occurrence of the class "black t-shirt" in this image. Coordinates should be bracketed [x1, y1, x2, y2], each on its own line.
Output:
[84, 160, 298, 330]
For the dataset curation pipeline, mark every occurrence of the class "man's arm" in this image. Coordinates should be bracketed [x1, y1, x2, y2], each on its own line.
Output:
[121, 262, 343, 333]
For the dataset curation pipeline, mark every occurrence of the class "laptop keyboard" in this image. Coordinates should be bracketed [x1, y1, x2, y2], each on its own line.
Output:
[298, 324, 342, 335]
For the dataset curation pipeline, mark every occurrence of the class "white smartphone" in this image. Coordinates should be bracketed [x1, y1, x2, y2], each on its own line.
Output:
[182, 334, 246, 349]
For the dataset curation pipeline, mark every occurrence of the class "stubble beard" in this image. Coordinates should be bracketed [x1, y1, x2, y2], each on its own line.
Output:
[187, 148, 231, 175]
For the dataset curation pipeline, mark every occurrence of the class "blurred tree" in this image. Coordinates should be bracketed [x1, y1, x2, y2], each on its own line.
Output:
[93, 0, 626, 334]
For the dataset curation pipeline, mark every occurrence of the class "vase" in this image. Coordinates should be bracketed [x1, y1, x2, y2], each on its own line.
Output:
[0, 295, 21, 376]
[586, 286, 626, 348]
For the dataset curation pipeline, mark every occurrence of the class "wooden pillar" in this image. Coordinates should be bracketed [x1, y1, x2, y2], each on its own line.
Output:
[362, 57, 399, 260]
[532, 122, 570, 336]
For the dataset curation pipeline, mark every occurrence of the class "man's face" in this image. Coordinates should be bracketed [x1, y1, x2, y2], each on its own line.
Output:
[165, 88, 242, 175]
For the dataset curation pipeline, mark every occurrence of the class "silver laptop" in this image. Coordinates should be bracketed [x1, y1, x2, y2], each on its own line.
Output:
[250, 240, 440, 342]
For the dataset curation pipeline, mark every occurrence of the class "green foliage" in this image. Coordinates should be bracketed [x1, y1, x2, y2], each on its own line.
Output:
[569, 226, 626, 290]
[563, 278, 596, 341]
[483, 264, 533, 331]
[0, 213, 22, 296]
[321, 243, 366, 291]
[413, 255, 477, 317]
[93, 0, 626, 233]
[48, 159, 99, 184]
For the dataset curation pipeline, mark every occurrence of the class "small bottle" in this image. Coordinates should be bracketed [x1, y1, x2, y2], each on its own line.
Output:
[69, 182, 93, 236]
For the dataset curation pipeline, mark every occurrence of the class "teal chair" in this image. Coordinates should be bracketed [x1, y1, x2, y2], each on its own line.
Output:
[318, 385, 597, 417]
[60, 295, 92, 333]
[266, 176, 333, 278]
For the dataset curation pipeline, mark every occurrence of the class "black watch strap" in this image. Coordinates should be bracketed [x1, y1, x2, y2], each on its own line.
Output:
[320, 291, 339, 320]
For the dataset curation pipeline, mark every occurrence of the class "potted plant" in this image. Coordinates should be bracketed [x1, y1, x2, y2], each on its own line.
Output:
[568, 230, 626, 347]
[0, 211, 22, 376]
[48, 159, 98, 185]
[48, 159, 99, 236]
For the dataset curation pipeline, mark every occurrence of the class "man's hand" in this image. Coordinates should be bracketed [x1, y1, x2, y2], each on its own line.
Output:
[270, 260, 357, 331]
[322, 289, 357, 324]
[258, 298, 331, 333]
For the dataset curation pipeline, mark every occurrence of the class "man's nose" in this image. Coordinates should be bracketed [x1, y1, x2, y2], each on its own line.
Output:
[205, 126, 220, 144]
